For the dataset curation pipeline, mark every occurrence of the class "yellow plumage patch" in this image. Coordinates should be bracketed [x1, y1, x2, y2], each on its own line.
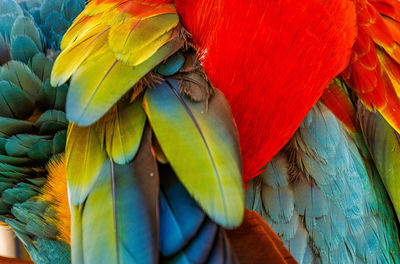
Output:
[38, 155, 71, 244]
[51, 0, 183, 126]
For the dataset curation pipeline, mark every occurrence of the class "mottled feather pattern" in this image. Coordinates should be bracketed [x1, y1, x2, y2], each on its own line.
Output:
[247, 103, 400, 263]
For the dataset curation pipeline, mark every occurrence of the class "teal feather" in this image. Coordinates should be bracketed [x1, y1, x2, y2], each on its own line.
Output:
[10, 35, 40, 63]
[35, 110, 68, 134]
[0, 117, 33, 137]
[0, 60, 42, 100]
[247, 103, 400, 263]
[36, 81, 68, 111]
[31, 53, 53, 82]
[0, 80, 33, 119]
[0, 14, 18, 41]
[38, 0, 84, 48]
[10, 16, 42, 51]
[0, 0, 23, 16]
[156, 52, 185, 77]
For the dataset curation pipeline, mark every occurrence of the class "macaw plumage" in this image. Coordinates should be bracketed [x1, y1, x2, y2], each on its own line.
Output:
[0, 0, 84, 262]
[3, 0, 400, 263]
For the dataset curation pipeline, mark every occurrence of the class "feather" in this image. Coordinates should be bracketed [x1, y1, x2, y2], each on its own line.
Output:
[10, 35, 40, 64]
[31, 53, 54, 83]
[358, 105, 400, 221]
[96, 99, 146, 165]
[72, 126, 159, 264]
[0, 61, 42, 102]
[0, 80, 33, 119]
[10, 16, 42, 51]
[158, 164, 205, 257]
[144, 80, 243, 228]
[35, 110, 68, 134]
[36, 81, 68, 111]
[65, 124, 107, 205]
[108, 13, 179, 66]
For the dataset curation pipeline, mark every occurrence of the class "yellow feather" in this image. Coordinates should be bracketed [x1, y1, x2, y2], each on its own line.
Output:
[38, 155, 71, 244]
[51, 26, 109, 87]
[61, 14, 105, 50]
[108, 13, 179, 66]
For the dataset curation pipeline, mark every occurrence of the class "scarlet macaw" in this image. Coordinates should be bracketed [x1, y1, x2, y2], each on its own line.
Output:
[1, 0, 400, 263]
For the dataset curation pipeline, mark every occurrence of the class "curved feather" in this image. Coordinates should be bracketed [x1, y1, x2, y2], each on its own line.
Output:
[96, 99, 146, 165]
[358, 105, 400, 222]
[66, 124, 107, 205]
[143, 80, 243, 228]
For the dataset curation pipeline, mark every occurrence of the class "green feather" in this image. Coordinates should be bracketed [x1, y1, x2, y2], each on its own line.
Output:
[143, 80, 244, 228]
[359, 108, 400, 222]
[96, 99, 146, 165]
[5, 134, 49, 157]
[0, 116, 33, 137]
[66, 124, 107, 205]
[31, 53, 54, 82]
[35, 109, 68, 134]
[10, 16, 42, 51]
[0, 80, 33, 119]
[36, 81, 68, 110]
[0, 60, 42, 101]
[10, 35, 40, 63]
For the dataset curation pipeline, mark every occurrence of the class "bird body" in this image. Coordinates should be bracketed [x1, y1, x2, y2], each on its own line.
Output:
[2, 0, 400, 263]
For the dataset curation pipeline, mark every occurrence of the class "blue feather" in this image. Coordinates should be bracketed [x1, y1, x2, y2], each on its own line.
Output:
[159, 164, 205, 257]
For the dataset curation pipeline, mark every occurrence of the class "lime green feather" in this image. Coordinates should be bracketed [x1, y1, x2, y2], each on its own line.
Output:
[359, 108, 400, 222]
[64, 38, 183, 126]
[96, 99, 146, 165]
[66, 124, 107, 205]
[143, 80, 244, 228]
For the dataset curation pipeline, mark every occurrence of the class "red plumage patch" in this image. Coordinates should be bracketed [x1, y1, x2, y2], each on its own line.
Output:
[175, 0, 356, 181]
[174, 0, 357, 182]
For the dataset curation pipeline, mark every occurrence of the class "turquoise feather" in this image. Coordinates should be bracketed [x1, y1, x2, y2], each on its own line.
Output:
[247, 103, 400, 263]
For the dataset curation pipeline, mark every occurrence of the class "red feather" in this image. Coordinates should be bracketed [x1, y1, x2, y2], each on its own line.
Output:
[174, 0, 357, 181]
